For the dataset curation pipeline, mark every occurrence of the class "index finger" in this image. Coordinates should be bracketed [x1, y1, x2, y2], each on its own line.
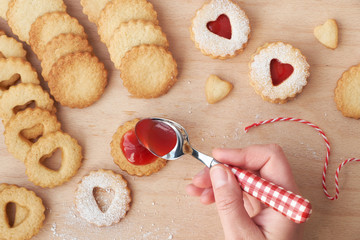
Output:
[212, 144, 299, 193]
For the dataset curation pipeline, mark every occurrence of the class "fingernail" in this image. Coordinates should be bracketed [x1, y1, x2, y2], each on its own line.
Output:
[211, 166, 228, 189]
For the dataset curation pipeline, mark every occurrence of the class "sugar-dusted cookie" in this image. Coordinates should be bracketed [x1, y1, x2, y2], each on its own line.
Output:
[75, 169, 131, 226]
[111, 118, 167, 176]
[120, 45, 178, 98]
[0, 34, 26, 59]
[334, 64, 360, 119]
[48, 52, 107, 108]
[80, 0, 111, 24]
[0, 0, 11, 20]
[249, 42, 310, 104]
[97, 0, 158, 45]
[29, 12, 87, 60]
[314, 19, 338, 50]
[0, 57, 40, 96]
[41, 34, 93, 80]
[7, 0, 66, 43]
[0, 185, 45, 240]
[25, 131, 82, 188]
[205, 74, 233, 104]
[190, 0, 250, 59]
[108, 20, 169, 69]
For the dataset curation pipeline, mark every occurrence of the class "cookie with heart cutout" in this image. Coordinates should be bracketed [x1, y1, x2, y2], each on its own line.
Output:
[74, 169, 131, 226]
[190, 0, 250, 59]
[249, 42, 310, 104]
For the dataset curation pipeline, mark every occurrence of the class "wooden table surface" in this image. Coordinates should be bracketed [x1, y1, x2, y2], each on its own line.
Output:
[0, 0, 360, 239]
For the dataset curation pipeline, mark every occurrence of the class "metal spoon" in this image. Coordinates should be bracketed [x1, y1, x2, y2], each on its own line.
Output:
[135, 118, 312, 223]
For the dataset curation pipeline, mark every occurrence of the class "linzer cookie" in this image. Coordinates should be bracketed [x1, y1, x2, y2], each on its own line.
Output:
[249, 42, 310, 104]
[41, 34, 93, 80]
[48, 52, 107, 108]
[0, 185, 45, 240]
[80, 0, 111, 24]
[4, 108, 61, 162]
[334, 64, 360, 119]
[6, 0, 66, 43]
[108, 20, 169, 69]
[0, 34, 26, 59]
[25, 131, 82, 188]
[97, 0, 158, 45]
[111, 118, 167, 176]
[0, 57, 40, 96]
[75, 169, 131, 226]
[190, 0, 250, 59]
[29, 12, 86, 60]
[120, 45, 178, 98]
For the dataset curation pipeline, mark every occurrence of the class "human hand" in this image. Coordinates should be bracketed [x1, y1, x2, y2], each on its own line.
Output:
[186, 144, 304, 240]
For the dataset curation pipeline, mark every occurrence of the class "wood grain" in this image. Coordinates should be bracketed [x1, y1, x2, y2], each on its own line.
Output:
[0, 0, 359, 239]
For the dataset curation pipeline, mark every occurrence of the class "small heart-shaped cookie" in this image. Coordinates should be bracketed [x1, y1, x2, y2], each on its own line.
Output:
[314, 19, 338, 49]
[205, 75, 233, 104]
[190, 0, 250, 59]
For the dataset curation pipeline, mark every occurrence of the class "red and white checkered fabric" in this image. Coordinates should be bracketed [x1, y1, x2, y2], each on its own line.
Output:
[228, 165, 312, 223]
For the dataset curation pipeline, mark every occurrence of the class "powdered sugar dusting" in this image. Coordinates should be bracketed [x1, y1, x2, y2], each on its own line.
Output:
[74, 170, 131, 227]
[250, 42, 310, 100]
[191, 0, 250, 57]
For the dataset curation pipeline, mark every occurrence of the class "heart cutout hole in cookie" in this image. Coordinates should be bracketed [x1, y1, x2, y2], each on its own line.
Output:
[12, 100, 36, 115]
[207, 14, 232, 39]
[20, 123, 44, 143]
[40, 148, 62, 171]
[6, 202, 16, 227]
[270, 59, 294, 86]
[0, 73, 21, 91]
[93, 187, 115, 213]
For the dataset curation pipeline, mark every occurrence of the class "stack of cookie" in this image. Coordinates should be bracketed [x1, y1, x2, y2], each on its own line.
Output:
[0, 33, 83, 189]
[80, 0, 178, 98]
[1, 0, 107, 108]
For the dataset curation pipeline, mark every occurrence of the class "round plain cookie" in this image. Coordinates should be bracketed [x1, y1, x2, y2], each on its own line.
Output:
[0, 57, 40, 97]
[97, 0, 158, 45]
[75, 169, 131, 226]
[120, 45, 178, 98]
[41, 34, 93, 80]
[108, 20, 169, 69]
[4, 108, 61, 162]
[0, 83, 56, 126]
[249, 42, 310, 104]
[25, 131, 82, 188]
[334, 64, 360, 119]
[7, 0, 66, 43]
[80, 0, 111, 24]
[110, 118, 167, 176]
[0, 34, 26, 59]
[48, 52, 107, 108]
[190, 0, 250, 59]
[29, 12, 87, 60]
[0, 185, 45, 240]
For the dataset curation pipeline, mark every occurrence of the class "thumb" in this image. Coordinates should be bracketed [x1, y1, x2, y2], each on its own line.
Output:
[210, 165, 263, 240]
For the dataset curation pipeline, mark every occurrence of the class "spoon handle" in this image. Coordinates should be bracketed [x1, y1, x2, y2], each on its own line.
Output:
[227, 165, 312, 224]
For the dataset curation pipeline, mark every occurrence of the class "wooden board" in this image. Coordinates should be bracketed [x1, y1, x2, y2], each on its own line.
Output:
[0, 0, 359, 239]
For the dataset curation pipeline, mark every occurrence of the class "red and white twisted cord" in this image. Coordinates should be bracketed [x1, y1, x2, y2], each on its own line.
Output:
[244, 117, 360, 200]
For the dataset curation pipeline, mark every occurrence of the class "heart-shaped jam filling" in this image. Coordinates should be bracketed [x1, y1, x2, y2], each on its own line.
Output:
[270, 59, 294, 86]
[207, 14, 232, 39]
[121, 129, 158, 165]
[93, 187, 115, 213]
